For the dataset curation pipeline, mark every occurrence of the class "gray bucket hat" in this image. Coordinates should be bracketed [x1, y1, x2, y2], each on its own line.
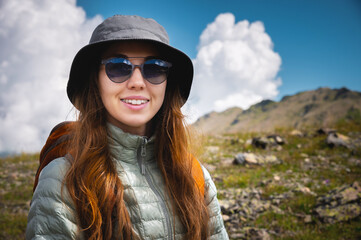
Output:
[67, 15, 193, 106]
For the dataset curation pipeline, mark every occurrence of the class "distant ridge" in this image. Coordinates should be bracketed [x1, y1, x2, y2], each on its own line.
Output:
[193, 87, 361, 134]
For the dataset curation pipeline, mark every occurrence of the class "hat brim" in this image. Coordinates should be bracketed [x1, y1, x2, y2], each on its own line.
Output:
[67, 39, 193, 108]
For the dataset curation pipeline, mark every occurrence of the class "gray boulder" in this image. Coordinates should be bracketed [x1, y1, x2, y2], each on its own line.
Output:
[252, 137, 269, 149]
[314, 181, 361, 223]
[233, 153, 282, 166]
[326, 132, 351, 149]
[251, 135, 286, 149]
[267, 134, 286, 145]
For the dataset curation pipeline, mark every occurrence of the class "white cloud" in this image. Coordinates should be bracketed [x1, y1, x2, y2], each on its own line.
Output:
[185, 13, 282, 123]
[0, 0, 102, 153]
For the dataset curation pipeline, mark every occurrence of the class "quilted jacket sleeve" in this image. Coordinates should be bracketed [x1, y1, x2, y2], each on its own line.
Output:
[202, 166, 229, 240]
[26, 157, 82, 240]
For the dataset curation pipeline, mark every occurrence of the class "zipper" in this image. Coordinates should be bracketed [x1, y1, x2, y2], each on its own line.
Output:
[137, 137, 173, 240]
[140, 138, 147, 175]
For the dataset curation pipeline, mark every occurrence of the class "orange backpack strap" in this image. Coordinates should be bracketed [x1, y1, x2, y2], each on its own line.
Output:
[33, 121, 74, 192]
[191, 155, 205, 197]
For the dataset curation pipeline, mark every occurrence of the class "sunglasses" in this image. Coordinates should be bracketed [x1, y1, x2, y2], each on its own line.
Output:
[101, 57, 172, 84]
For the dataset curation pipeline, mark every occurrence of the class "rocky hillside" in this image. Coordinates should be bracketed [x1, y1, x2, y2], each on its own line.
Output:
[199, 127, 361, 239]
[194, 87, 361, 134]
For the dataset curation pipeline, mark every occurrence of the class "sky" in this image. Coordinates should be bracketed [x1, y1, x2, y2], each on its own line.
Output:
[0, 0, 361, 153]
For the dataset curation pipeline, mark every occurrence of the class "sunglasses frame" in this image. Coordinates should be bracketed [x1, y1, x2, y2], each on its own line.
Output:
[101, 57, 172, 84]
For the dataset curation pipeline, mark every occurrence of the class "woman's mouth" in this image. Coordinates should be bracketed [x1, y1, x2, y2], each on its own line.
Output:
[121, 99, 149, 105]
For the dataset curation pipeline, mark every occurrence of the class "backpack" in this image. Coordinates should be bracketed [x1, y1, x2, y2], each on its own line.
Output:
[33, 121, 205, 196]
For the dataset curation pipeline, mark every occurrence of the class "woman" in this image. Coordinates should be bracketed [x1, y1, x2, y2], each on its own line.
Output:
[26, 15, 228, 240]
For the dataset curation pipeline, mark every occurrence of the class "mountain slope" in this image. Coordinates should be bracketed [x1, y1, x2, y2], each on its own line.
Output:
[193, 87, 361, 134]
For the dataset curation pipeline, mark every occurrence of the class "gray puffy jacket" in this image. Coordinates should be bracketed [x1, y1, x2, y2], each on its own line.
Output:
[26, 123, 229, 239]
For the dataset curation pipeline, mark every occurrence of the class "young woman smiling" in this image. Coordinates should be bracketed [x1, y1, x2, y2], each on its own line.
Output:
[26, 15, 229, 240]
[98, 41, 167, 136]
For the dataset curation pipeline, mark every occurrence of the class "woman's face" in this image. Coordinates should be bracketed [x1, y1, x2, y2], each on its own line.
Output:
[98, 41, 167, 136]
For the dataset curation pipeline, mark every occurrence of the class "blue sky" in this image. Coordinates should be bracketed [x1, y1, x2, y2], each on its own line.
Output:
[77, 0, 361, 99]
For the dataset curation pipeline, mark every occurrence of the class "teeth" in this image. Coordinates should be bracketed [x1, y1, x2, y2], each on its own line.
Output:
[122, 99, 149, 105]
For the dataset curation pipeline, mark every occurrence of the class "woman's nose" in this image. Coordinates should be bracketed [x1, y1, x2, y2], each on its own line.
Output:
[127, 67, 146, 89]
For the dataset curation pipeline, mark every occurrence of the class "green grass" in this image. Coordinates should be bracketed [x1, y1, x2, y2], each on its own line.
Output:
[0, 153, 38, 239]
[254, 212, 300, 232]
[262, 184, 289, 198]
[0, 213, 28, 239]
[280, 192, 317, 213]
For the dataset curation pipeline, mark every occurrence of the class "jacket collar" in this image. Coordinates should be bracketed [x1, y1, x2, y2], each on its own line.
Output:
[107, 122, 156, 163]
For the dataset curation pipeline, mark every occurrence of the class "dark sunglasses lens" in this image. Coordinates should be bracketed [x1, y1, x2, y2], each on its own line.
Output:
[143, 59, 170, 84]
[105, 59, 132, 83]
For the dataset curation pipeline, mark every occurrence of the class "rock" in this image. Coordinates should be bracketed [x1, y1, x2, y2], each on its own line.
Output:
[273, 175, 281, 181]
[233, 153, 281, 166]
[290, 129, 304, 137]
[315, 203, 361, 224]
[244, 153, 259, 165]
[326, 132, 351, 149]
[220, 158, 234, 167]
[205, 146, 220, 154]
[293, 184, 316, 196]
[270, 205, 284, 214]
[314, 181, 361, 223]
[335, 132, 350, 142]
[275, 145, 283, 151]
[252, 137, 269, 149]
[233, 153, 246, 165]
[245, 138, 253, 147]
[263, 155, 282, 164]
[340, 181, 361, 204]
[269, 191, 295, 205]
[243, 227, 271, 240]
[317, 155, 327, 162]
[304, 215, 312, 223]
[316, 128, 336, 135]
[230, 138, 243, 145]
[222, 214, 230, 222]
[348, 158, 361, 167]
[218, 189, 233, 199]
[267, 134, 286, 145]
[250, 198, 270, 213]
[233, 153, 258, 165]
[252, 135, 285, 149]
[229, 233, 245, 239]
[219, 199, 235, 214]
[219, 187, 280, 226]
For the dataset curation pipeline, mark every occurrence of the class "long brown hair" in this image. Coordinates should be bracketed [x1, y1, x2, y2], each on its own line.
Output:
[63, 51, 209, 239]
